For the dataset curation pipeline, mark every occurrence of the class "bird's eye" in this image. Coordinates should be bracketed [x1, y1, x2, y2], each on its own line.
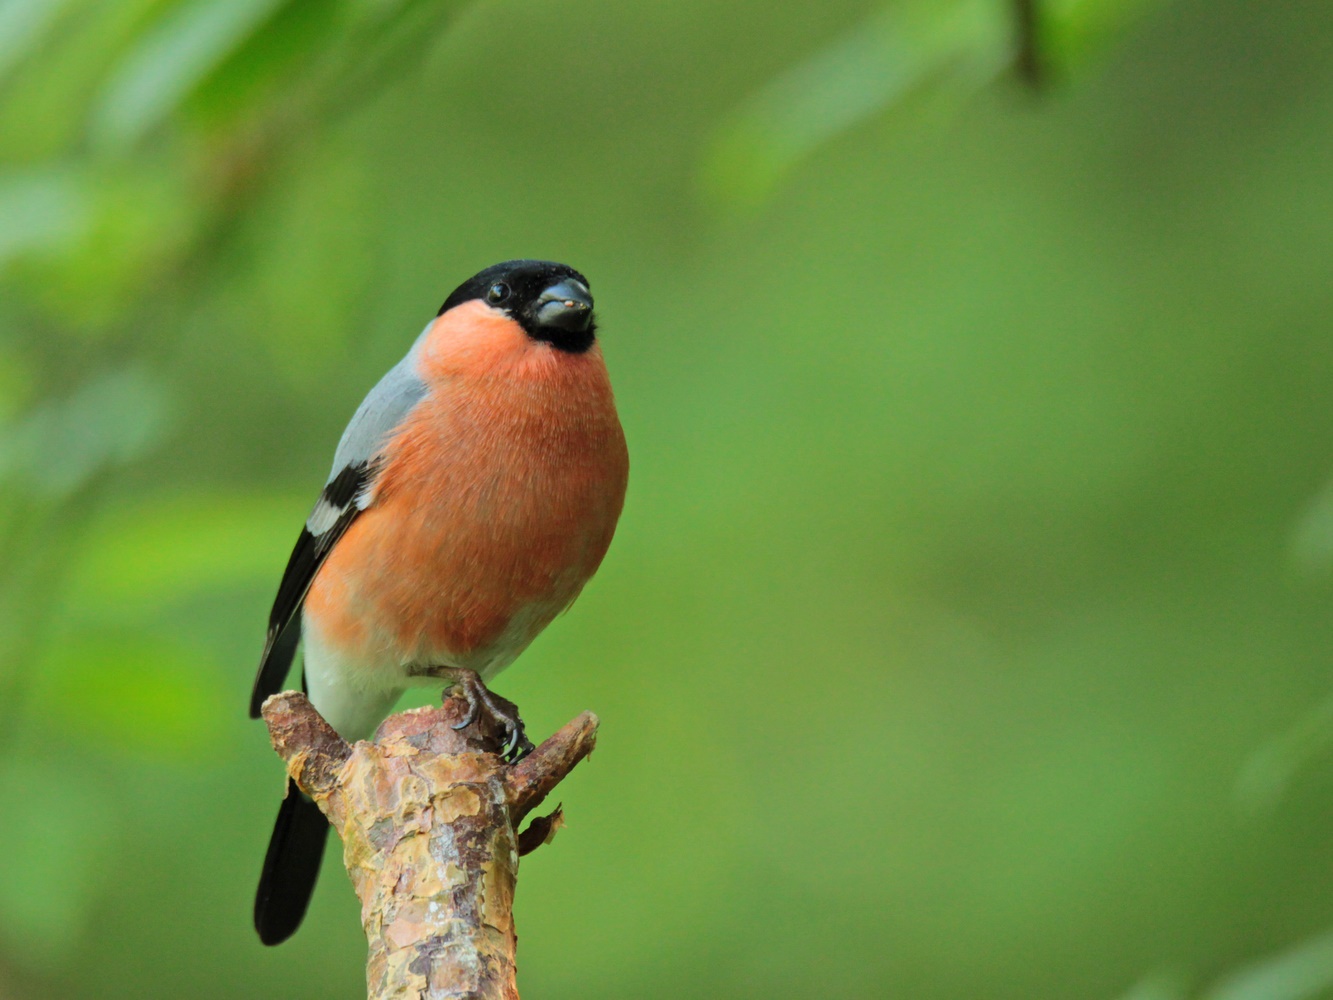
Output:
[486, 282, 511, 304]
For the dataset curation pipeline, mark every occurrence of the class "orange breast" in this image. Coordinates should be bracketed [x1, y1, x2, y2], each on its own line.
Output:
[303, 305, 629, 672]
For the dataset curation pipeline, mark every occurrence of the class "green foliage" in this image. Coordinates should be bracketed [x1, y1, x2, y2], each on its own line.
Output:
[2, 0, 1333, 998]
[700, 0, 1161, 207]
[702, 0, 1008, 207]
[0, 367, 169, 498]
[89, 0, 292, 150]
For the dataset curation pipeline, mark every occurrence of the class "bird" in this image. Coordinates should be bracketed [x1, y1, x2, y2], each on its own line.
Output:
[249, 260, 629, 946]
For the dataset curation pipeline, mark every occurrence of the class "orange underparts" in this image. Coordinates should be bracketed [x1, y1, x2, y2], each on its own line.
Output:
[303, 301, 629, 671]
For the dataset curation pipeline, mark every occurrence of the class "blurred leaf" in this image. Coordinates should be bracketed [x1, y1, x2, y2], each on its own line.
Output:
[1204, 929, 1333, 1000]
[5, 163, 199, 330]
[90, 0, 290, 151]
[700, 0, 1166, 208]
[1288, 475, 1333, 571]
[0, 0, 75, 85]
[67, 492, 305, 621]
[186, 0, 442, 130]
[0, 756, 114, 962]
[1234, 693, 1333, 817]
[0, 169, 90, 267]
[0, 365, 170, 499]
[30, 631, 228, 757]
[700, 0, 1008, 208]
[1116, 971, 1193, 1000]
[0, 0, 162, 161]
[183, 0, 342, 130]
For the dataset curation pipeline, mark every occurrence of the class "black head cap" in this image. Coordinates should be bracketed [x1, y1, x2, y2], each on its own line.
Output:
[438, 259, 596, 353]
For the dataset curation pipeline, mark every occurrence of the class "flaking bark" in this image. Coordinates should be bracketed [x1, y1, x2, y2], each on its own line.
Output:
[261, 690, 598, 1000]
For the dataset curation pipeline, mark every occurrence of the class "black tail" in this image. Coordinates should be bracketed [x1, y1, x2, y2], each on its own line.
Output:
[254, 779, 330, 945]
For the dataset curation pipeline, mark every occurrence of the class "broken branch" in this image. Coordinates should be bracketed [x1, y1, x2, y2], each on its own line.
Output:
[260, 691, 599, 1000]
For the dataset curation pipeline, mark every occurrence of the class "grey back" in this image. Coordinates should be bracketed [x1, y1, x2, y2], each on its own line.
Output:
[325, 322, 432, 506]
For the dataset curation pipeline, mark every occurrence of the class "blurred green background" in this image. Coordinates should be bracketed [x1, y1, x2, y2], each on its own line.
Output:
[3, 0, 1333, 997]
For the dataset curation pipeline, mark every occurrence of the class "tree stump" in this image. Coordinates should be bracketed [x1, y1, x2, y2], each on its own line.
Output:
[260, 690, 599, 1000]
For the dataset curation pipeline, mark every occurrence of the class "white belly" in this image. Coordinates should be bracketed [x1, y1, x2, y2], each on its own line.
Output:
[300, 604, 555, 741]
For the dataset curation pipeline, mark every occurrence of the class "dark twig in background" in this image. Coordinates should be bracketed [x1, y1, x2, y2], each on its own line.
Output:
[1013, 0, 1045, 88]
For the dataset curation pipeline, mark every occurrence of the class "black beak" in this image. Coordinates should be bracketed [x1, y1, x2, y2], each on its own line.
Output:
[534, 279, 594, 333]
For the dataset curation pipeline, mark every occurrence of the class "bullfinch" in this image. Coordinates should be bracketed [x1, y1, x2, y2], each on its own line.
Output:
[249, 260, 629, 945]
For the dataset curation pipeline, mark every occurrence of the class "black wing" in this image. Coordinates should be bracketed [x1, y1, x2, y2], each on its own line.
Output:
[248, 463, 371, 717]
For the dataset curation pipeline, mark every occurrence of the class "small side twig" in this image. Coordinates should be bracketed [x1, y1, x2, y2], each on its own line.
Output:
[261, 691, 599, 1000]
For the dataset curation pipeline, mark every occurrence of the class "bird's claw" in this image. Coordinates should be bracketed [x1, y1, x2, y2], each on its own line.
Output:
[438, 668, 533, 763]
[451, 693, 481, 731]
[499, 715, 536, 763]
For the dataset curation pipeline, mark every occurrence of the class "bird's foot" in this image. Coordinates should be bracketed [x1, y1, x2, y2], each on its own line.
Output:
[429, 667, 534, 763]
